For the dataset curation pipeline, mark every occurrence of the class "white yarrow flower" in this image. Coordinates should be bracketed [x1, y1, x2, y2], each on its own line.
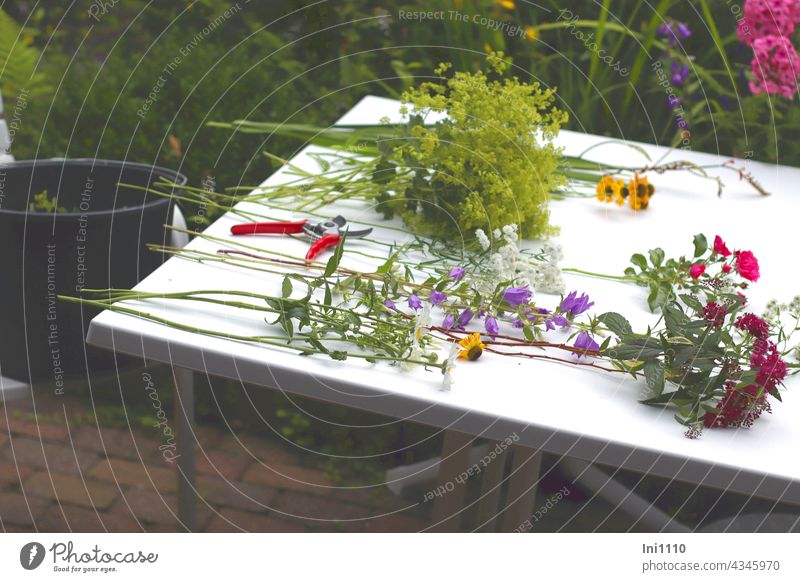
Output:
[542, 241, 564, 262]
[475, 229, 491, 250]
[502, 224, 518, 243]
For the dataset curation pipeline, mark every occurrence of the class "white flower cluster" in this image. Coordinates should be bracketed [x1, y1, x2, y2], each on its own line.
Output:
[763, 295, 800, 321]
[475, 225, 532, 285]
[763, 296, 800, 362]
[532, 241, 566, 295]
[474, 225, 565, 295]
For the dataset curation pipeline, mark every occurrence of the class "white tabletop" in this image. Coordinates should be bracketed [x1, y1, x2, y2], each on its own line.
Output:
[87, 95, 800, 503]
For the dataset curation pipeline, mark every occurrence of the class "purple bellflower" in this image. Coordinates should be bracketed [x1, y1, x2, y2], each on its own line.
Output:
[430, 290, 447, 305]
[448, 267, 466, 281]
[560, 291, 594, 317]
[573, 332, 600, 356]
[503, 286, 533, 307]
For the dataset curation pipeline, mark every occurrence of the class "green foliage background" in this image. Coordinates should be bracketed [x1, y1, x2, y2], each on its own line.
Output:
[3, 0, 798, 195]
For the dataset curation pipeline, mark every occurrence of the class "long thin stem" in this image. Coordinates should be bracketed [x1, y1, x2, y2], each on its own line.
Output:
[59, 295, 441, 371]
[563, 267, 634, 282]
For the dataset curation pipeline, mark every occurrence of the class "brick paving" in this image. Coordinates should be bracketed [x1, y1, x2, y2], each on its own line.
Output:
[0, 392, 430, 533]
[7, 381, 778, 533]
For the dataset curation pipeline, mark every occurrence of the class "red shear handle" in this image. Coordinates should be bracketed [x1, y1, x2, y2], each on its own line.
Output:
[306, 233, 341, 261]
[230, 219, 307, 235]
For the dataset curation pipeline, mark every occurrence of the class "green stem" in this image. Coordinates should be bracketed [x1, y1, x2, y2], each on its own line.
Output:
[563, 267, 634, 282]
[58, 296, 443, 371]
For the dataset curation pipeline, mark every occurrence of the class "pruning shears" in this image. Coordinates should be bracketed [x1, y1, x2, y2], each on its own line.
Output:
[230, 215, 372, 260]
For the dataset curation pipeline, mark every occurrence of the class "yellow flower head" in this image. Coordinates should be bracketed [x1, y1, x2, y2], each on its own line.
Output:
[595, 175, 625, 204]
[497, 0, 516, 9]
[526, 26, 539, 41]
[457, 333, 487, 361]
[628, 174, 655, 211]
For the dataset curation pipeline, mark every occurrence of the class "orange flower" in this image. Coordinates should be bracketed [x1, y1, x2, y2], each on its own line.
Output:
[628, 174, 655, 211]
[595, 175, 625, 205]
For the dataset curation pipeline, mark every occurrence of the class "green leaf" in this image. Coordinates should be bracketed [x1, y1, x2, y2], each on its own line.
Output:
[597, 312, 632, 337]
[522, 325, 535, 342]
[641, 387, 695, 406]
[281, 277, 293, 298]
[323, 230, 347, 277]
[662, 303, 689, 335]
[630, 253, 648, 271]
[649, 247, 665, 268]
[324, 255, 339, 278]
[282, 317, 294, 338]
[647, 282, 673, 312]
[306, 337, 329, 354]
[376, 252, 398, 274]
[679, 294, 703, 312]
[692, 234, 708, 258]
[345, 312, 362, 328]
[643, 360, 665, 399]
[607, 335, 663, 361]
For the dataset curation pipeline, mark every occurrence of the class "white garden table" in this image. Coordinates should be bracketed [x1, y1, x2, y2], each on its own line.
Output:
[86, 96, 800, 532]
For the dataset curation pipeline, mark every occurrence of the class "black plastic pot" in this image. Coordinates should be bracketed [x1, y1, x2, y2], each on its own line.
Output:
[0, 159, 186, 384]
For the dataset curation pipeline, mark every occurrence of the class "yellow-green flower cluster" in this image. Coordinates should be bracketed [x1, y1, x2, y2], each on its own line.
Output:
[381, 53, 568, 239]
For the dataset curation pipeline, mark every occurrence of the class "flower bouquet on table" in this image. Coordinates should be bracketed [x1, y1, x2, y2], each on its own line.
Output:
[595, 234, 799, 437]
[60, 56, 793, 439]
[61, 227, 799, 438]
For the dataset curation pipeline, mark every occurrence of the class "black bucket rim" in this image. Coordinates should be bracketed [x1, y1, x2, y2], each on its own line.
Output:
[0, 158, 187, 219]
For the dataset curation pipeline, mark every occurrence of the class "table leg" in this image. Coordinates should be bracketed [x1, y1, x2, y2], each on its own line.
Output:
[174, 367, 196, 532]
[430, 430, 473, 532]
[475, 440, 508, 532]
[500, 445, 543, 532]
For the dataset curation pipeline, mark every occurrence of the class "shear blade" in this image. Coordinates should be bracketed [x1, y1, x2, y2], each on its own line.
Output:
[341, 226, 372, 238]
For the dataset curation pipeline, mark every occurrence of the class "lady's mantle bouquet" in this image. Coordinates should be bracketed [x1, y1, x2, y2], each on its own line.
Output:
[209, 54, 765, 243]
[214, 53, 567, 239]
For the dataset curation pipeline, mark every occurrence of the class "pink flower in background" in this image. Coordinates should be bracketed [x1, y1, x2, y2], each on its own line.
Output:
[689, 263, 706, 279]
[713, 235, 732, 257]
[737, 0, 796, 46]
[737, 0, 800, 98]
[749, 35, 799, 98]
[735, 250, 761, 282]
